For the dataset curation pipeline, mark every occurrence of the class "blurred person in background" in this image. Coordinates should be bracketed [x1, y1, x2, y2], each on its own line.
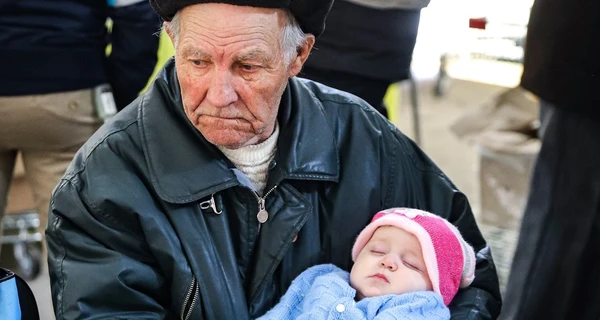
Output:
[299, 0, 430, 118]
[0, 0, 160, 249]
[500, 0, 600, 318]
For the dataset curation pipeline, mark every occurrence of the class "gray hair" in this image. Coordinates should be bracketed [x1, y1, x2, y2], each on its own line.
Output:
[280, 10, 306, 65]
[165, 9, 306, 65]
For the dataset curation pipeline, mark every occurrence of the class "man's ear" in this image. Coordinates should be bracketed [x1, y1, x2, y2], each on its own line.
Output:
[288, 34, 316, 77]
[163, 21, 175, 47]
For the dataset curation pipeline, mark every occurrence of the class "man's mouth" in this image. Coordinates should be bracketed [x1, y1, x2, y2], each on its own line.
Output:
[371, 273, 389, 283]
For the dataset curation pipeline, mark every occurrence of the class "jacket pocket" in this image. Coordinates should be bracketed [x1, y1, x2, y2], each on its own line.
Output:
[180, 276, 199, 320]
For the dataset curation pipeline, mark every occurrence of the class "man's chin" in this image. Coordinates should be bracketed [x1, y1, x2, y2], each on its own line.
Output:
[205, 135, 253, 149]
[196, 127, 248, 148]
[208, 139, 246, 149]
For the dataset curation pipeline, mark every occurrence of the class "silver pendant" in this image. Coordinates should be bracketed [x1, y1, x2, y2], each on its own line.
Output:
[257, 209, 269, 223]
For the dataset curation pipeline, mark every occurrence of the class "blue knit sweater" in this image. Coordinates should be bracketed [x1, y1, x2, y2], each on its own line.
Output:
[258, 264, 449, 320]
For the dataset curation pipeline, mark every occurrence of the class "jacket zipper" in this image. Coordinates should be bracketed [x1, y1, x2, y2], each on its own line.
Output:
[181, 277, 199, 320]
[254, 185, 278, 234]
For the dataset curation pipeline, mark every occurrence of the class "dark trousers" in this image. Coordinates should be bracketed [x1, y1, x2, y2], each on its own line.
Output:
[299, 66, 392, 118]
[501, 102, 600, 319]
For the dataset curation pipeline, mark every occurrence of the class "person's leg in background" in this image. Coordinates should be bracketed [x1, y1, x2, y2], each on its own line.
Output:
[567, 207, 600, 319]
[500, 102, 600, 319]
[300, 66, 392, 118]
[21, 148, 82, 238]
[19, 89, 101, 237]
[0, 150, 18, 257]
[0, 89, 101, 239]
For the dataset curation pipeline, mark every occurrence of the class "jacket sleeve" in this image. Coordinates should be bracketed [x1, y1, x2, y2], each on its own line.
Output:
[384, 133, 502, 319]
[107, 0, 161, 110]
[46, 179, 169, 319]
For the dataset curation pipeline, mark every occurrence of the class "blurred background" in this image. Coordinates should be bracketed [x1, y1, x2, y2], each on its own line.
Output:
[1, 0, 537, 318]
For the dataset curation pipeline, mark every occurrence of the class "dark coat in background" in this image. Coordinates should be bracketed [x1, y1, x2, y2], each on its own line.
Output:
[299, 0, 422, 117]
[0, 0, 160, 109]
[520, 0, 600, 122]
[501, 0, 600, 319]
[303, 0, 421, 82]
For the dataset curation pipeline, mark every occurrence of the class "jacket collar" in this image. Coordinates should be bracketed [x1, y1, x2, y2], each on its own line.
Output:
[139, 59, 339, 204]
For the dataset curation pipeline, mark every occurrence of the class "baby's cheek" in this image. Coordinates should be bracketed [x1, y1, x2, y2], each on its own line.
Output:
[402, 274, 431, 293]
[349, 272, 367, 295]
[349, 271, 360, 290]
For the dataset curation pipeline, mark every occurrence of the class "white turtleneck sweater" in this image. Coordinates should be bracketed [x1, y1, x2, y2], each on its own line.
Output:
[217, 123, 279, 195]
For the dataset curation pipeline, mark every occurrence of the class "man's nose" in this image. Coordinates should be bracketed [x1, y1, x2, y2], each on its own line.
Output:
[380, 255, 397, 271]
[206, 70, 238, 107]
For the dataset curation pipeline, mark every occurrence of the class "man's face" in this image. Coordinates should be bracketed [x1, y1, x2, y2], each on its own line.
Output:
[350, 226, 433, 299]
[167, 3, 312, 149]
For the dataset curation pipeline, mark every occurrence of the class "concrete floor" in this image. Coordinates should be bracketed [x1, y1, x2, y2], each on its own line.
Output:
[2, 77, 520, 319]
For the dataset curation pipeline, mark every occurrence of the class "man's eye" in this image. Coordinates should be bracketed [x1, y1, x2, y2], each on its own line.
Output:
[191, 60, 205, 66]
[240, 64, 258, 71]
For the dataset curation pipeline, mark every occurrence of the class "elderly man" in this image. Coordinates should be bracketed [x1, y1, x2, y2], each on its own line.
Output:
[46, 1, 501, 319]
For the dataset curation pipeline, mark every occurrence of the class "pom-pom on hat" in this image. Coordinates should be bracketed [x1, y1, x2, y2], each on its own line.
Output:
[149, 0, 334, 37]
[351, 208, 476, 306]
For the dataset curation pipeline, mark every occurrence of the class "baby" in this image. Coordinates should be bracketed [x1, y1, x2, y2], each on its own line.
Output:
[258, 208, 476, 319]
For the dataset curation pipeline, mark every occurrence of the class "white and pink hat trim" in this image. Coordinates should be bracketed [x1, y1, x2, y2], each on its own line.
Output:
[351, 208, 476, 306]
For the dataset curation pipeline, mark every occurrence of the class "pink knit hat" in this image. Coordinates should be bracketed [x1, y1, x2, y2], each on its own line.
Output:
[351, 208, 476, 306]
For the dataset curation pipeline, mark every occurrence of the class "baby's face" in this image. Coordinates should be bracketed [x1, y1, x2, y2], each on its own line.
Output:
[350, 226, 432, 299]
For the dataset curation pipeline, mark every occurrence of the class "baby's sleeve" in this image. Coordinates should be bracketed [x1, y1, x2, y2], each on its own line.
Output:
[256, 264, 341, 319]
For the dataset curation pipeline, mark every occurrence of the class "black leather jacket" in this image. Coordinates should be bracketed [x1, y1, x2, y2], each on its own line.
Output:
[46, 60, 501, 319]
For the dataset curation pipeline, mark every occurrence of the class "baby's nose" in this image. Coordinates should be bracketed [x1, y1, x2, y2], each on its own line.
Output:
[380, 256, 397, 271]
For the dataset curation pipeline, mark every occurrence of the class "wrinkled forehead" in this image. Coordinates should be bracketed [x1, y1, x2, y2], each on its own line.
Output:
[179, 3, 286, 39]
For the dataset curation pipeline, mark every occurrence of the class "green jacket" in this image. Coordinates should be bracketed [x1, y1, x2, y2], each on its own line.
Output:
[46, 60, 501, 319]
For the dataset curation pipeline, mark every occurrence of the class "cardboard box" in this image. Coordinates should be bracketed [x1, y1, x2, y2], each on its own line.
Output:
[450, 86, 539, 142]
[478, 139, 539, 230]
[450, 86, 540, 229]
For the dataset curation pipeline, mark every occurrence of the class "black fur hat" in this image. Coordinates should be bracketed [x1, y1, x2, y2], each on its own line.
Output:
[149, 0, 334, 36]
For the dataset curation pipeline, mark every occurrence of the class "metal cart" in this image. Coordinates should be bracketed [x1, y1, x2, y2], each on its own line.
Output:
[1, 211, 43, 280]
